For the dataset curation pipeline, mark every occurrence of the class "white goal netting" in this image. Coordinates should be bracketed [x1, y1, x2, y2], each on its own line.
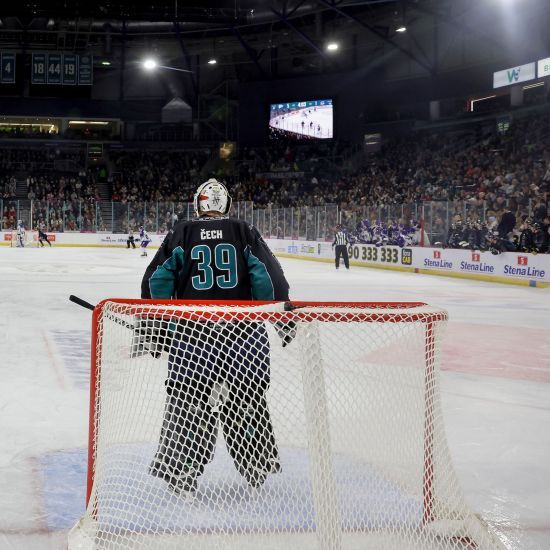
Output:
[69, 300, 505, 550]
[10, 229, 39, 247]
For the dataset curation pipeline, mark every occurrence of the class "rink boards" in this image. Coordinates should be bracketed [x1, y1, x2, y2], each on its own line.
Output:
[3, 231, 547, 287]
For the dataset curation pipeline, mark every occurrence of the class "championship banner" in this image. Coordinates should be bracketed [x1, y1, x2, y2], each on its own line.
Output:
[63, 54, 78, 85]
[1, 53, 16, 83]
[78, 55, 93, 85]
[47, 53, 62, 84]
[32, 53, 47, 84]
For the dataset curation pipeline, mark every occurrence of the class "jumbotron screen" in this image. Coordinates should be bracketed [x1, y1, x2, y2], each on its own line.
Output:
[269, 99, 333, 140]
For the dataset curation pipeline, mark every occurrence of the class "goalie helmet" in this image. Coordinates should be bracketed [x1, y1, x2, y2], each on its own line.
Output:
[193, 178, 232, 216]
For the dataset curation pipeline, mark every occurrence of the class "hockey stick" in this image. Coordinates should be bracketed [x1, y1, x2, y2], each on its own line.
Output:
[69, 295, 298, 348]
[69, 295, 136, 331]
[69, 294, 95, 311]
[69, 295, 166, 358]
[70, 294, 301, 315]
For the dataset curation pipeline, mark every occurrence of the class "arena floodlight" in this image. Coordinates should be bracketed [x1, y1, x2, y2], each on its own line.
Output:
[140, 58, 193, 73]
[143, 59, 157, 70]
[326, 42, 339, 52]
[396, 26, 407, 33]
[208, 58, 217, 65]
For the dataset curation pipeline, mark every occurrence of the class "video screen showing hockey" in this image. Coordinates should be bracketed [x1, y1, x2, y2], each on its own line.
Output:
[269, 99, 333, 139]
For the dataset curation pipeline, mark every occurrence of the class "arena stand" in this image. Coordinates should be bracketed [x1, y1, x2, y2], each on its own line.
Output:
[1, 108, 548, 257]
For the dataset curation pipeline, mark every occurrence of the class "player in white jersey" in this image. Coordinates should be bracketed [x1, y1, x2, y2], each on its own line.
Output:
[16, 220, 25, 248]
[139, 226, 151, 257]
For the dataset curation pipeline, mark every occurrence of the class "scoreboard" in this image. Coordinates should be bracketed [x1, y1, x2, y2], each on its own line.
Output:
[32, 53, 92, 85]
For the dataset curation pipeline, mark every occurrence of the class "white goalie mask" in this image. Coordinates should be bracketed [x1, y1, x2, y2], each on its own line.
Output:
[193, 179, 232, 216]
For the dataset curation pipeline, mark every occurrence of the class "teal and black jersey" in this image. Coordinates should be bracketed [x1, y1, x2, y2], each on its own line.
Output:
[141, 216, 290, 301]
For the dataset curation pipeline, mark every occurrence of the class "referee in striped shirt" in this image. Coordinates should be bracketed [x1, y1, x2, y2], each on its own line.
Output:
[332, 224, 350, 270]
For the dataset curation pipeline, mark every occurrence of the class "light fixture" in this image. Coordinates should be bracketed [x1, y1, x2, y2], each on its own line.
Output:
[46, 18, 55, 29]
[101, 60, 111, 66]
[396, 26, 407, 33]
[523, 81, 544, 90]
[326, 42, 339, 51]
[68, 120, 110, 125]
[143, 59, 157, 70]
[139, 58, 193, 73]
[207, 58, 217, 65]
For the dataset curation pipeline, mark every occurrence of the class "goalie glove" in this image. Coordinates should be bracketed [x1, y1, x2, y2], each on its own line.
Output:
[274, 320, 297, 348]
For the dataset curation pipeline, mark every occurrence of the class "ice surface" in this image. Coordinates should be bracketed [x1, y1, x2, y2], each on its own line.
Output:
[0, 247, 548, 549]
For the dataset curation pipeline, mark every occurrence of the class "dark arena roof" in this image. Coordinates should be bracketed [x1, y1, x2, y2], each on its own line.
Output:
[0, 0, 549, 143]
[1, 1, 548, 80]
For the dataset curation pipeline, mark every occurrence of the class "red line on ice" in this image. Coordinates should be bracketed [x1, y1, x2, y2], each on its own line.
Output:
[442, 322, 550, 383]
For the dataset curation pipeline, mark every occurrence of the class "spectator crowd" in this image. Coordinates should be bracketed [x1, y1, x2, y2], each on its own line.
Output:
[0, 109, 549, 252]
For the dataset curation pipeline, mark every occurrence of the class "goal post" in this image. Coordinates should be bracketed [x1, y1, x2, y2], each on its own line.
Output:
[9, 229, 39, 247]
[69, 300, 505, 550]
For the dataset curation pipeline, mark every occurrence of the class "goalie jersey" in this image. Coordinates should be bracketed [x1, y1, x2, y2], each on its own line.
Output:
[141, 217, 290, 301]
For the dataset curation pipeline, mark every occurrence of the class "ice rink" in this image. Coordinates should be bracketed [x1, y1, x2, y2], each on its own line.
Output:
[0, 246, 549, 550]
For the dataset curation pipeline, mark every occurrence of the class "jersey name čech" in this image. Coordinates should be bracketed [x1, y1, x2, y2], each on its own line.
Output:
[141, 217, 289, 301]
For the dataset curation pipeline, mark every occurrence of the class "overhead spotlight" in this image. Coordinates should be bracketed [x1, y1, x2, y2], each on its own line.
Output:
[101, 60, 111, 66]
[396, 26, 407, 33]
[143, 59, 157, 70]
[207, 58, 217, 65]
[326, 42, 339, 51]
[46, 18, 55, 29]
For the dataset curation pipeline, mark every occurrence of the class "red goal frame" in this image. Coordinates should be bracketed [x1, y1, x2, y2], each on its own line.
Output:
[87, 299, 445, 528]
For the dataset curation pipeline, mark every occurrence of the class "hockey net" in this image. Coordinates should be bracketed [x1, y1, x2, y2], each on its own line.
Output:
[69, 300, 505, 550]
[9, 229, 39, 247]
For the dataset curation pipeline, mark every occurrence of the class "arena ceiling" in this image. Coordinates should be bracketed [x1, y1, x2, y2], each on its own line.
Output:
[0, 1, 549, 82]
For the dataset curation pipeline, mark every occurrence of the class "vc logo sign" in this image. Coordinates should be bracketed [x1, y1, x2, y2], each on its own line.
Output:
[507, 67, 522, 83]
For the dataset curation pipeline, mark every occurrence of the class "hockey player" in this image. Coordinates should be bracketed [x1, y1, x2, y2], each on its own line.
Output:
[141, 178, 290, 496]
[37, 226, 52, 247]
[138, 226, 151, 257]
[332, 224, 350, 269]
[15, 220, 25, 248]
[127, 234, 136, 249]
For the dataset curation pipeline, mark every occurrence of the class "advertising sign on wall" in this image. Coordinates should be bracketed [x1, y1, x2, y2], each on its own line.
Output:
[537, 57, 550, 79]
[493, 62, 536, 88]
[1, 232, 548, 286]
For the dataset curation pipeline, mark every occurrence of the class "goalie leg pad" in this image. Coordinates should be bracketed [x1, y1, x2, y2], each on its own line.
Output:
[220, 383, 281, 487]
[150, 376, 219, 488]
